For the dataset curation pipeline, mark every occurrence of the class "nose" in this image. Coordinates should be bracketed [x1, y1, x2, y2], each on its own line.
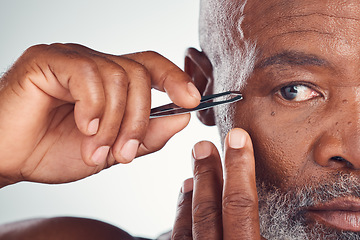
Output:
[313, 100, 360, 169]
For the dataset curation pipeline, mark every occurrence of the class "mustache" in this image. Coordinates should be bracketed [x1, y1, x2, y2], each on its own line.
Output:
[258, 172, 360, 209]
[257, 173, 360, 239]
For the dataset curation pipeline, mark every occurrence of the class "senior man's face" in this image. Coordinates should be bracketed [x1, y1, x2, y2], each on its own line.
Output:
[238, 0, 360, 238]
[191, 0, 360, 238]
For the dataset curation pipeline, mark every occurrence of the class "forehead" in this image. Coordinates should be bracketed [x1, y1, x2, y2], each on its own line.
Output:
[241, 0, 360, 59]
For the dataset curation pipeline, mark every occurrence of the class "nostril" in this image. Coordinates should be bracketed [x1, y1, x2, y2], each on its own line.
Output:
[331, 156, 354, 168]
[331, 156, 346, 162]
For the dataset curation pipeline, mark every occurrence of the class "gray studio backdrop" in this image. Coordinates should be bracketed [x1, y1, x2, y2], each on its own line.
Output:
[0, 0, 221, 238]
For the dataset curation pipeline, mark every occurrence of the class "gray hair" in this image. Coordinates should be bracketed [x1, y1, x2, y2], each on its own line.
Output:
[258, 173, 360, 239]
[199, 0, 257, 142]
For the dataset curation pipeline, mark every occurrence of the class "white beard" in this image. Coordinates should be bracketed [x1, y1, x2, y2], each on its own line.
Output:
[257, 173, 360, 240]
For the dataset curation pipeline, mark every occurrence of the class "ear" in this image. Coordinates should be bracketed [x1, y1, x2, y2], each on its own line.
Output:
[185, 48, 215, 126]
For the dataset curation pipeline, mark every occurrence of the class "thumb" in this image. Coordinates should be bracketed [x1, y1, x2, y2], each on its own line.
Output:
[136, 113, 191, 157]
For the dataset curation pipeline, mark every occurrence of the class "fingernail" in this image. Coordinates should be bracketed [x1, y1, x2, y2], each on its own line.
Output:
[91, 146, 110, 165]
[193, 141, 212, 160]
[120, 139, 139, 162]
[187, 82, 201, 100]
[228, 128, 246, 149]
[181, 178, 194, 193]
[88, 118, 99, 135]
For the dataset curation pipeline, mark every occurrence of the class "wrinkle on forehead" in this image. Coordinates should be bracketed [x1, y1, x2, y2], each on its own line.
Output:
[244, 0, 360, 20]
[242, 0, 360, 67]
[243, 0, 360, 39]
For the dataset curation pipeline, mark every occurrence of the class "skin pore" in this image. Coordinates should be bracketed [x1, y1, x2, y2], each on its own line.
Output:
[194, 0, 360, 238]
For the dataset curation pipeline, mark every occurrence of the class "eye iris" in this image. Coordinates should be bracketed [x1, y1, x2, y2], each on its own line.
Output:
[281, 86, 298, 100]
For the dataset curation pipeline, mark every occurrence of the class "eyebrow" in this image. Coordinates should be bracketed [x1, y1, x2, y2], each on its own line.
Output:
[255, 51, 328, 69]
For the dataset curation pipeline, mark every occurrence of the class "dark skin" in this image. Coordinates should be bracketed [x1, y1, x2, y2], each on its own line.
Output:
[0, 47, 262, 239]
[236, 0, 360, 188]
[172, 0, 360, 238]
[3, 0, 360, 239]
[0, 217, 137, 240]
[172, 130, 261, 240]
[0, 43, 200, 187]
[0, 43, 200, 239]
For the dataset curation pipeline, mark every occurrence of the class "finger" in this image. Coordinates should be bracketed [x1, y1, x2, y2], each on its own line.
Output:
[172, 178, 194, 240]
[136, 113, 191, 157]
[111, 59, 151, 163]
[26, 44, 106, 137]
[58, 44, 136, 165]
[64, 45, 186, 163]
[192, 141, 223, 240]
[222, 128, 260, 240]
[80, 56, 129, 166]
[63, 47, 200, 108]
[124, 51, 201, 109]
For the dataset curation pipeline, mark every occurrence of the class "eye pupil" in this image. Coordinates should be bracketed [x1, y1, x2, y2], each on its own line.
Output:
[281, 86, 298, 100]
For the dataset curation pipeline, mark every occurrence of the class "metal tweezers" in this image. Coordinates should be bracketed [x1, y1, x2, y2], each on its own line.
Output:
[150, 91, 243, 118]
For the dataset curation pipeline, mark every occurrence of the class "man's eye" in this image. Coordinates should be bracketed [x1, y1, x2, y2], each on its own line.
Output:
[277, 85, 320, 101]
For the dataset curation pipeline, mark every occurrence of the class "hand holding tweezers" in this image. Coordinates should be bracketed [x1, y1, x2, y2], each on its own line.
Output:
[150, 91, 243, 118]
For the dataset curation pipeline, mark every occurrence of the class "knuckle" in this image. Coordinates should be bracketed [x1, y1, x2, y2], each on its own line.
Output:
[23, 44, 49, 57]
[122, 58, 151, 86]
[226, 153, 254, 170]
[176, 194, 192, 209]
[193, 164, 218, 180]
[143, 50, 161, 58]
[193, 200, 222, 224]
[23, 43, 83, 61]
[88, 95, 104, 109]
[48, 42, 66, 49]
[160, 66, 179, 85]
[131, 65, 151, 84]
[26, 44, 48, 52]
[77, 57, 97, 71]
[222, 192, 257, 215]
[63, 43, 83, 49]
[76, 58, 98, 77]
[48, 43, 74, 55]
[110, 67, 129, 87]
[172, 230, 192, 240]
[47, 43, 84, 60]
[176, 201, 189, 211]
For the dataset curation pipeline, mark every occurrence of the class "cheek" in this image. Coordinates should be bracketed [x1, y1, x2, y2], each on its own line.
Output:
[251, 125, 306, 188]
[233, 101, 319, 189]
